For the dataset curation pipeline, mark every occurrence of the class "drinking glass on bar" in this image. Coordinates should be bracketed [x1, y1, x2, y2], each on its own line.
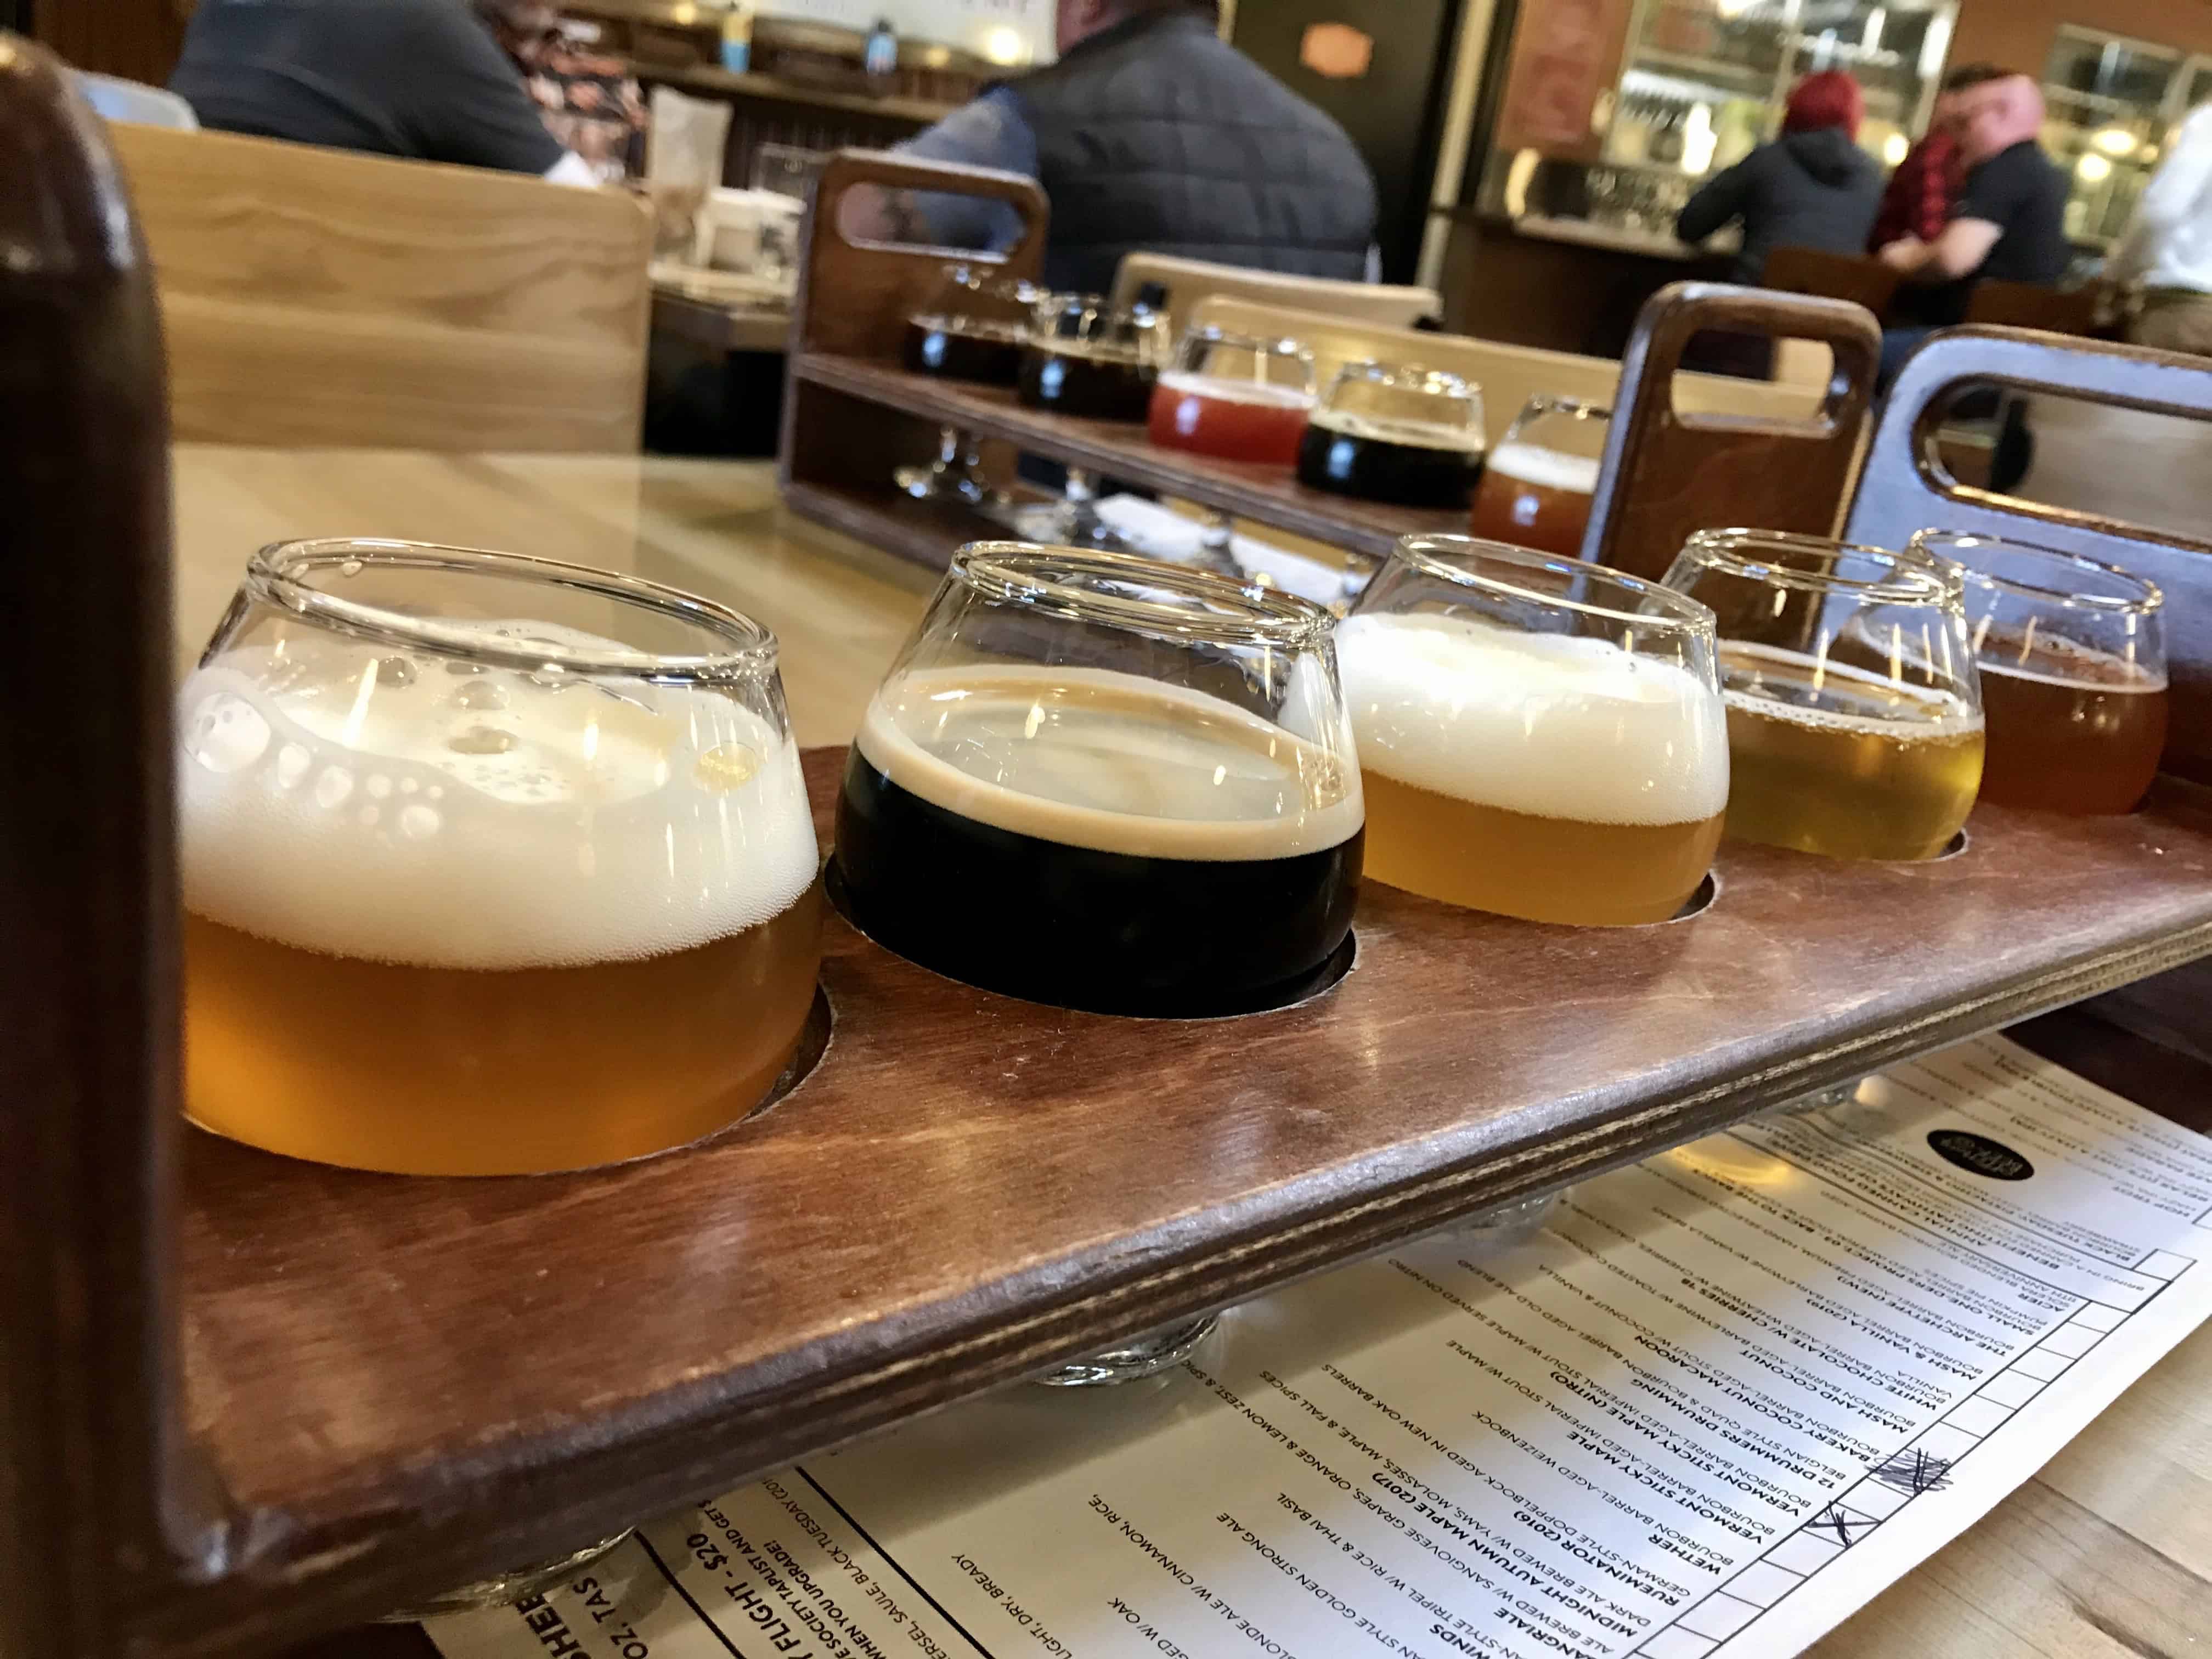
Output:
[1909, 531, 2168, 815]
[1468, 395, 1609, 558]
[1338, 536, 1728, 926]
[1661, 530, 1984, 862]
[832, 543, 1363, 1020]
[898, 263, 1039, 505]
[177, 539, 823, 1176]
[1295, 361, 1487, 509]
[1147, 325, 1315, 574]
[1018, 291, 1170, 421]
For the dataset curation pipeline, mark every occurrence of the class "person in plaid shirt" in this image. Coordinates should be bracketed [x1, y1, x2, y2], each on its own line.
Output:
[1868, 63, 2008, 253]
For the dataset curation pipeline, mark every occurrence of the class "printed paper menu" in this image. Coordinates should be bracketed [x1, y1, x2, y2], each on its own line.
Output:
[430, 1034, 2212, 1659]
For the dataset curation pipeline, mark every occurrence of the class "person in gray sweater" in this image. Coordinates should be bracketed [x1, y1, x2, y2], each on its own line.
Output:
[1675, 70, 1883, 283]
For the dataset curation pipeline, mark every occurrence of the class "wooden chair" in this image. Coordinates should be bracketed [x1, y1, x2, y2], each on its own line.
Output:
[1965, 279, 2102, 336]
[108, 123, 654, 453]
[1109, 251, 1440, 340]
[1845, 325, 2212, 787]
[1763, 245, 1901, 318]
[1587, 282, 1883, 580]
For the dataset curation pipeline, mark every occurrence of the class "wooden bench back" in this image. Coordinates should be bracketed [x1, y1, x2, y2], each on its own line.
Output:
[109, 123, 653, 453]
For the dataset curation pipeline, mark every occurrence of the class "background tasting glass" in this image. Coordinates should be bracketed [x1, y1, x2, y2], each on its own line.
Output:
[1015, 292, 1173, 547]
[899, 264, 1041, 506]
[1339, 536, 1728, 926]
[1147, 325, 1316, 573]
[832, 543, 1363, 1021]
[1909, 532, 2168, 816]
[1663, 531, 1984, 862]
[1296, 361, 1487, 509]
[1469, 396, 1609, 558]
[177, 539, 822, 1176]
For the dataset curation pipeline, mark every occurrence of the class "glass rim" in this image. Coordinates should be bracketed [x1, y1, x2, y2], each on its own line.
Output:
[243, 538, 780, 677]
[1907, 529, 2165, 616]
[1680, 528, 1957, 602]
[1175, 323, 1313, 361]
[1328, 359, 1478, 399]
[950, 542, 1334, 646]
[1510, 393, 1613, 424]
[1390, 535, 1719, 635]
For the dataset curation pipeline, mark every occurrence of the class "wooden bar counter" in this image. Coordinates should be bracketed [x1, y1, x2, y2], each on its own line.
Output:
[169, 445, 2212, 1659]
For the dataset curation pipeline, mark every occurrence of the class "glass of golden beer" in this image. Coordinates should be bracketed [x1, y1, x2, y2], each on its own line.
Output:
[1662, 530, 1985, 861]
[177, 539, 824, 1176]
[1467, 396, 1609, 559]
[1338, 535, 1729, 926]
[1909, 531, 2169, 815]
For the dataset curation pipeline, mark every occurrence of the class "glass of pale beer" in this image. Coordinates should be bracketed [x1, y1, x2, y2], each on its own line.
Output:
[1467, 396, 1609, 558]
[1662, 530, 1985, 861]
[1909, 531, 2168, 815]
[833, 543, 1363, 1020]
[1338, 535, 1729, 926]
[177, 539, 824, 1176]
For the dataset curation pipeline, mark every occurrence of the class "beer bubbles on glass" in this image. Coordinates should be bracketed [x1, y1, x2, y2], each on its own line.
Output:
[1909, 532, 2168, 816]
[1469, 396, 1608, 558]
[1296, 361, 1487, 509]
[1338, 537, 1729, 927]
[832, 544, 1364, 1018]
[176, 539, 824, 1175]
[1662, 531, 1984, 862]
[1147, 326, 1316, 466]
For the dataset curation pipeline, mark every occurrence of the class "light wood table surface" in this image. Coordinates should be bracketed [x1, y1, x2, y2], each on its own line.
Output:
[176, 447, 2212, 1659]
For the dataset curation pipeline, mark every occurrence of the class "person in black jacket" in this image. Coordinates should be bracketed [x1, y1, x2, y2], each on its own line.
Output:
[1675, 70, 1882, 283]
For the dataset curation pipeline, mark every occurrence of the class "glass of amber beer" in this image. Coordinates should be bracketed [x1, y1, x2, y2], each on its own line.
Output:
[1467, 396, 1609, 558]
[1909, 531, 2168, 815]
[1338, 536, 1729, 926]
[833, 543, 1363, 1019]
[177, 539, 824, 1176]
[1662, 530, 1985, 861]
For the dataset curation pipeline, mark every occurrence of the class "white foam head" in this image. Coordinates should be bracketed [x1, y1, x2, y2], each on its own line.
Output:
[1718, 641, 1985, 738]
[1486, 441, 1600, 495]
[855, 664, 1363, 861]
[178, 624, 819, 968]
[1156, 370, 1316, 411]
[1308, 408, 1488, 456]
[1336, 612, 1730, 824]
[1976, 631, 2168, 692]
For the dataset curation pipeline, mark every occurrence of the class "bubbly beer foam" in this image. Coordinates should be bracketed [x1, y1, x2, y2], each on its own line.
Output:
[1155, 371, 1315, 411]
[179, 624, 819, 969]
[1336, 612, 1729, 824]
[855, 664, 1364, 861]
[1719, 641, 1984, 738]
[1974, 631, 2168, 691]
[1486, 441, 1600, 495]
[1307, 408, 1488, 456]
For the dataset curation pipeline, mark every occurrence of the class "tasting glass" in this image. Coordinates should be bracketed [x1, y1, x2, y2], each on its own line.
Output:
[1908, 531, 2168, 815]
[1147, 325, 1317, 574]
[1014, 293, 1173, 548]
[1296, 360, 1488, 508]
[177, 538, 822, 1178]
[1468, 395, 1611, 558]
[1661, 529, 1984, 864]
[898, 263, 1041, 506]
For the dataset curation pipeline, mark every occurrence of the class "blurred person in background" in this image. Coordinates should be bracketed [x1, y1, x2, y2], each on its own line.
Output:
[1867, 62, 2009, 255]
[1877, 74, 2069, 384]
[2108, 100, 2212, 354]
[171, 0, 597, 182]
[475, 0, 647, 183]
[1674, 70, 1882, 283]
[844, 0, 1376, 294]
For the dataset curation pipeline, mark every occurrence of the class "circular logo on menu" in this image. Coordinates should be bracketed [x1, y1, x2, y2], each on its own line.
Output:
[1927, 1129, 2034, 1181]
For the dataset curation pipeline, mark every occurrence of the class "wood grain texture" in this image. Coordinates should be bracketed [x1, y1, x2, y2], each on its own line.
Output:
[1844, 327, 2212, 787]
[1588, 281, 1882, 580]
[108, 124, 653, 453]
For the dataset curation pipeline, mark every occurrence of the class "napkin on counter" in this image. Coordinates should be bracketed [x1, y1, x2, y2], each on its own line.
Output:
[1088, 495, 1367, 610]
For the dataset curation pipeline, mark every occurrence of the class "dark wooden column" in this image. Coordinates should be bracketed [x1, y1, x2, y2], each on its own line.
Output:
[30, 0, 189, 84]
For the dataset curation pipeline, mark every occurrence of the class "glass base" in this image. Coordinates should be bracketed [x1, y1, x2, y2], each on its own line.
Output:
[1445, 1191, 1561, 1252]
[1009, 498, 1130, 551]
[893, 460, 991, 506]
[380, 1530, 633, 1621]
[1769, 1078, 1864, 1117]
[1034, 1314, 1219, 1388]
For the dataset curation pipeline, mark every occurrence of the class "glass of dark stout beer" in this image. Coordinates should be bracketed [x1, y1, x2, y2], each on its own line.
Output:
[1148, 325, 1316, 574]
[1909, 531, 2168, 814]
[1296, 361, 1488, 509]
[832, 543, 1363, 1020]
[896, 263, 1041, 505]
[1014, 293, 1173, 546]
[1467, 395, 1609, 558]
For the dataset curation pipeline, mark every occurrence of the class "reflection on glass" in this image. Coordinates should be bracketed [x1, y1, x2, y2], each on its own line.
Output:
[1340, 536, 1728, 926]
[1910, 531, 2168, 814]
[177, 539, 822, 1175]
[1662, 530, 1984, 861]
[833, 544, 1363, 1019]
